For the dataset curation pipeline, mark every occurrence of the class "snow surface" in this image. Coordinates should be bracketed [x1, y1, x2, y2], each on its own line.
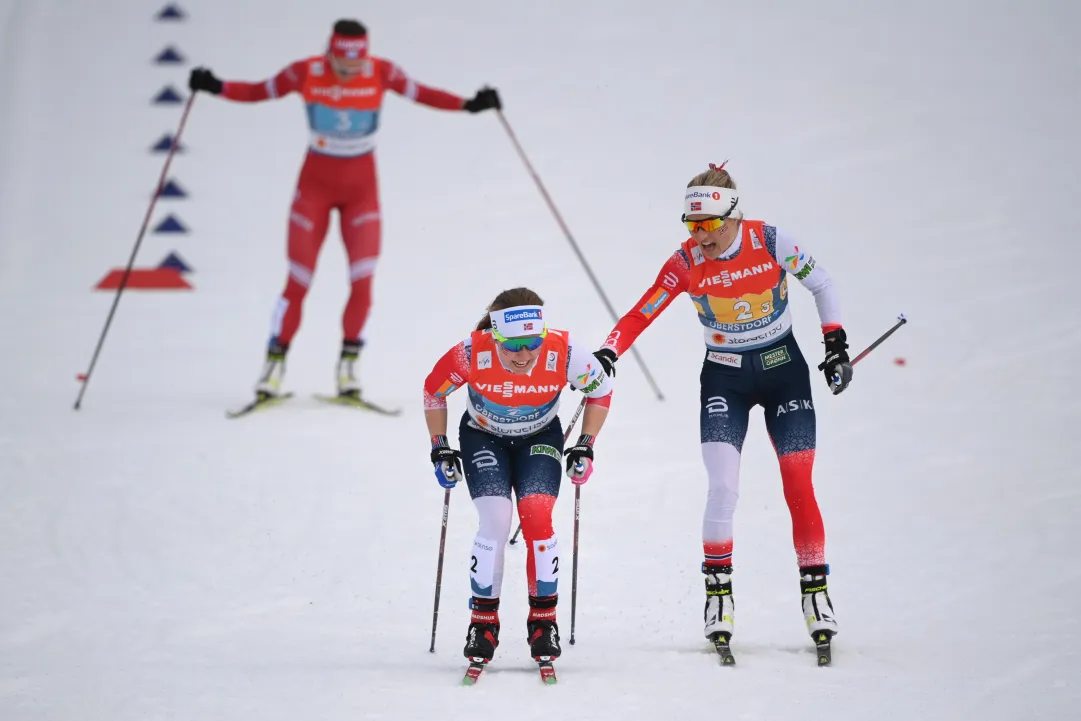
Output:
[1, 0, 1080, 719]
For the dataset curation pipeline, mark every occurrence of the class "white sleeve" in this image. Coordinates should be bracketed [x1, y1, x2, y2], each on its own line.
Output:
[565, 338, 614, 399]
[773, 227, 842, 328]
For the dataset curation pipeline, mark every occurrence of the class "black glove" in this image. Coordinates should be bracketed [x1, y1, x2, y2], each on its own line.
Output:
[593, 348, 618, 378]
[430, 436, 463, 488]
[817, 328, 853, 395]
[463, 86, 501, 113]
[563, 434, 595, 484]
[189, 67, 223, 95]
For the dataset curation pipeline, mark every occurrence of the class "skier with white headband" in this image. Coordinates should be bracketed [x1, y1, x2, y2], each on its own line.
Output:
[422, 287, 613, 679]
[188, 19, 500, 412]
[590, 162, 852, 665]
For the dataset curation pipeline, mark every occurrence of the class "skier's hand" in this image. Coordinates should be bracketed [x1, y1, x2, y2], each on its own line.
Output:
[189, 67, 224, 95]
[564, 434, 595, 485]
[817, 328, 853, 395]
[592, 348, 618, 378]
[430, 435, 463, 488]
[463, 86, 501, 113]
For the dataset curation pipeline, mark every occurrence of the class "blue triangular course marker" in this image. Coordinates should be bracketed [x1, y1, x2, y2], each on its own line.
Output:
[158, 251, 194, 273]
[155, 4, 187, 21]
[153, 215, 189, 234]
[153, 46, 185, 64]
[150, 133, 186, 153]
[157, 179, 188, 199]
[152, 86, 185, 105]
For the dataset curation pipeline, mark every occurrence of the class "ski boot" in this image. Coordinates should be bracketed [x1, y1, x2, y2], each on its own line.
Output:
[463, 597, 500, 665]
[526, 594, 561, 660]
[703, 564, 735, 664]
[254, 341, 288, 399]
[336, 340, 363, 399]
[800, 564, 837, 665]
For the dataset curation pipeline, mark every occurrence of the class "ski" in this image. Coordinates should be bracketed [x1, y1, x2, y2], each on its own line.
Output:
[225, 392, 294, 419]
[313, 393, 402, 416]
[814, 631, 833, 667]
[462, 659, 487, 686]
[536, 660, 557, 685]
[710, 632, 736, 666]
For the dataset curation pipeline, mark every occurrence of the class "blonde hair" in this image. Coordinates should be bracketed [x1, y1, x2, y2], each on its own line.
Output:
[687, 163, 737, 190]
[475, 287, 545, 331]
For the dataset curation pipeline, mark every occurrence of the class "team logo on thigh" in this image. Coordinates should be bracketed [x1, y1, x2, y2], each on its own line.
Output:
[776, 399, 813, 416]
[529, 444, 561, 461]
[705, 396, 729, 415]
[760, 346, 791, 370]
[472, 450, 498, 468]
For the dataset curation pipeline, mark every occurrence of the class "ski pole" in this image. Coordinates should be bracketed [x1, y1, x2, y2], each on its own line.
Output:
[509, 396, 587, 545]
[568, 483, 581, 645]
[429, 487, 452, 652]
[495, 110, 665, 401]
[74, 93, 198, 410]
[851, 314, 907, 366]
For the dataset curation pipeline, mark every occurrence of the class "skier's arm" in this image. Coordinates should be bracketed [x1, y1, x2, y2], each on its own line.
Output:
[566, 339, 614, 410]
[602, 250, 691, 356]
[381, 60, 466, 111]
[220, 60, 308, 103]
[769, 226, 842, 333]
[423, 338, 472, 409]
[579, 403, 609, 437]
[423, 338, 471, 437]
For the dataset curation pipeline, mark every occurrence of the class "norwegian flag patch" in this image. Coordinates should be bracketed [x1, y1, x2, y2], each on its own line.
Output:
[690, 201, 702, 212]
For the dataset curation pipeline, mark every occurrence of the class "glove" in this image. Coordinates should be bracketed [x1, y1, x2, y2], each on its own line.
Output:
[430, 435, 463, 488]
[817, 328, 853, 395]
[592, 348, 618, 378]
[189, 67, 224, 95]
[564, 434, 595, 485]
[463, 86, 501, 113]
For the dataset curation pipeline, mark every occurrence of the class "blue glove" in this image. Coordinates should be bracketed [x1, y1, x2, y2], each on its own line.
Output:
[430, 435, 462, 488]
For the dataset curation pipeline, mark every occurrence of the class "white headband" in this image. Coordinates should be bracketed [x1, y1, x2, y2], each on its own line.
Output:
[489, 305, 545, 338]
[684, 186, 739, 219]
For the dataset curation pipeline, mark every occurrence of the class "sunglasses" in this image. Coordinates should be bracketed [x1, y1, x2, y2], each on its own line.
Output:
[492, 325, 548, 352]
[682, 217, 728, 233]
[682, 204, 738, 233]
